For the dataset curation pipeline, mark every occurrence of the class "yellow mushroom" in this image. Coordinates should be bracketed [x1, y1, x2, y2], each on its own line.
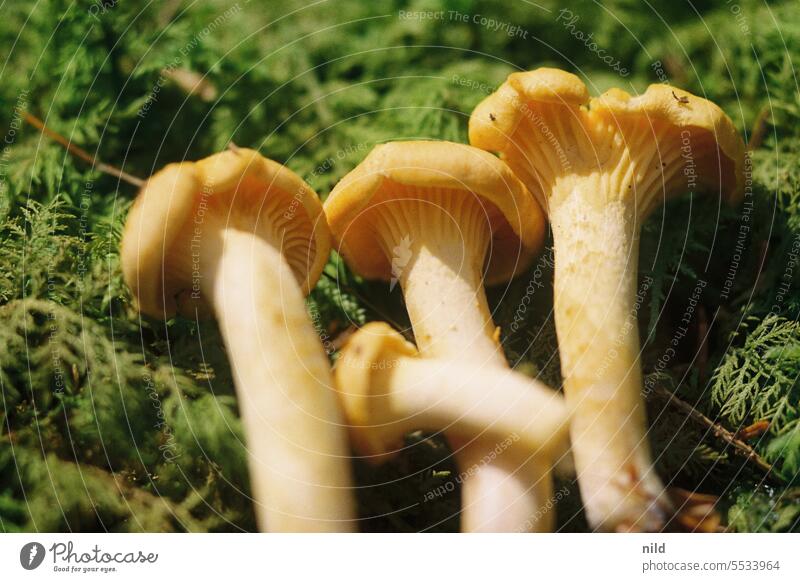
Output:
[470, 68, 745, 531]
[325, 140, 562, 531]
[121, 148, 355, 532]
[335, 322, 570, 531]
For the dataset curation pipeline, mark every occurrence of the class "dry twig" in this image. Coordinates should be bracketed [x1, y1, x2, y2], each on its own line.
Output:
[24, 112, 144, 187]
[651, 385, 782, 485]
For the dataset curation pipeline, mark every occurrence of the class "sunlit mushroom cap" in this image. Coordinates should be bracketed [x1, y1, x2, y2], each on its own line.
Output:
[469, 68, 589, 154]
[334, 322, 418, 460]
[324, 140, 545, 285]
[121, 148, 330, 319]
[470, 67, 746, 204]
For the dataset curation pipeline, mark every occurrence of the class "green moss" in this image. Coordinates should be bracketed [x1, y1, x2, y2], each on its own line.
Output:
[1, 0, 799, 532]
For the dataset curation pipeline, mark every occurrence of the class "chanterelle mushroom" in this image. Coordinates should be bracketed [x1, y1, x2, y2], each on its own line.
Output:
[335, 322, 570, 530]
[470, 68, 745, 531]
[325, 140, 558, 532]
[121, 148, 355, 531]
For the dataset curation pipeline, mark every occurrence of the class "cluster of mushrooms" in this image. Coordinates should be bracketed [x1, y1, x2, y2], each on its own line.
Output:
[121, 68, 745, 533]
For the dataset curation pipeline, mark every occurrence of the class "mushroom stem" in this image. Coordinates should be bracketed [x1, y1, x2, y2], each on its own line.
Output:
[374, 189, 503, 365]
[373, 190, 555, 531]
[459, 445, 554, 532]
[385, 360, 564, 533]
[398, 229, 504, 367]
[200, 227, 355, 532]
[373, 359, 568, 456]
[549, 195, 665, 531]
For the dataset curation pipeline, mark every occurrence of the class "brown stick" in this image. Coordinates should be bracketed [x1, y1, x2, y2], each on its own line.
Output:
[24, 113, 145, 187]
[651, 385, 782, 484]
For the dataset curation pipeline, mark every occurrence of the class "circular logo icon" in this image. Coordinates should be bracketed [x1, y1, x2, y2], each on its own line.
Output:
[20, 542, 46, 570]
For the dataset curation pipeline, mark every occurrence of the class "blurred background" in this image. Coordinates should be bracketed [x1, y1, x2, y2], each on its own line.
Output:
[0, 0, 798, 532]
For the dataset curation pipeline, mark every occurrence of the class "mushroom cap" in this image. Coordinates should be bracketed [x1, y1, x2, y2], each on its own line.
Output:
[469, 68, 746, 204]
[324, 140, 545, 285]
[469, 68, 589, 153]
[590, 85, 745, 202]
[334, 322, 418, 460]
[121, 148, 330, 319]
